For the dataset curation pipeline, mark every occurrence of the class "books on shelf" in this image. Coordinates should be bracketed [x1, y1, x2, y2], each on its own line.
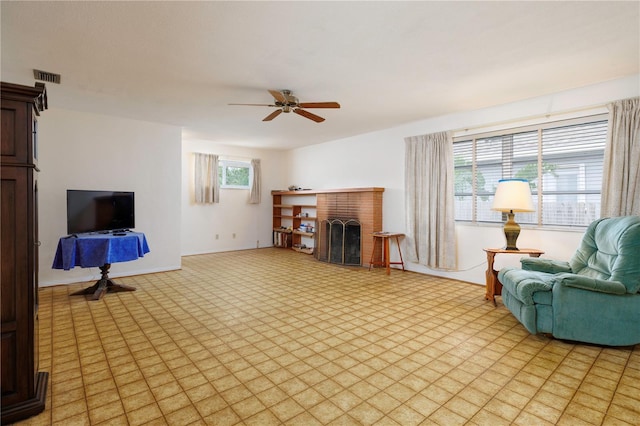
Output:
[273, 229, 291, 248]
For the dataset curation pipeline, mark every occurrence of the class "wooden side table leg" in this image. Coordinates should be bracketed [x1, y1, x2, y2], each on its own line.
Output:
[394, 236, 405, 271]
[369, 237, 379, 271]
[485, 252, 497, 306]
[491, 270, 501, 307]
[384, 237, 390, 275]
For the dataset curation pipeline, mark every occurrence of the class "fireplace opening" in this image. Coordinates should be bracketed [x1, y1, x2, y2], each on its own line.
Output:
[316, 218, 361, 265]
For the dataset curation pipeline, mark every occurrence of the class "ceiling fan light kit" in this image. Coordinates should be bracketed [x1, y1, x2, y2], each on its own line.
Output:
[229, 89, 340, 123]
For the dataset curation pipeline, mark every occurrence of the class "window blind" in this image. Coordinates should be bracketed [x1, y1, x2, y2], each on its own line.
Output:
[453, 116, 607, 227]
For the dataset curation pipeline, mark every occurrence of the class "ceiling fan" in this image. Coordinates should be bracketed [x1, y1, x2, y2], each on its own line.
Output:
[229, 90, 340, 122]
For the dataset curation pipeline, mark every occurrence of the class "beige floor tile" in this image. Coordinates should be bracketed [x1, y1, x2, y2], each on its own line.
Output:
[85, 388, 121, 411]
[347, 401, 385, 424]
[126, 403, 164, 426]
[387, 403, 426, 425]
[283, 410, 324, 426]
[121, 389, 157, 412]
[50, 398, 88, 423]
[193, 394, 227, 418]
[164, 404, 201, 424]
[231, 395, 267, 419]
[87, 401, 125, 424]
[157, 391, 192, 415]
[270, 397, 306, 422]
[51, 386, 85, 408]
[428, 406, 467, 426]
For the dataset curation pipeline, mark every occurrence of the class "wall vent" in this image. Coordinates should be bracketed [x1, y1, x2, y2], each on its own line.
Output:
[33, 69, 61, 84]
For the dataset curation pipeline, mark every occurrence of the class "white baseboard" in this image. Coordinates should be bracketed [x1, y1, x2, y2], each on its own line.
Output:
[39, 265, 182, 287]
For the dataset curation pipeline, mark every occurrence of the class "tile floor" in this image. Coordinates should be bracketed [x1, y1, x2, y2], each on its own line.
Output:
[17, 248, 640, 425]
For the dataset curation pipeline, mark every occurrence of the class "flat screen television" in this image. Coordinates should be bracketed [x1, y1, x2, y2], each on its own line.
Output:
[67, 190, 135, 235]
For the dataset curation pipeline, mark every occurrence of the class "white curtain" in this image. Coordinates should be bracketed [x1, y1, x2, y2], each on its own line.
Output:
[249, 158, 261, 204]
[194, 153, 219, 204]
[404, 131, 456, 270]
[601, 97, 640, 217]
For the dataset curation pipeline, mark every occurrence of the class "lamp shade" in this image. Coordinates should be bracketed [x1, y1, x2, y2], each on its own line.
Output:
[491, 179, 534, 212]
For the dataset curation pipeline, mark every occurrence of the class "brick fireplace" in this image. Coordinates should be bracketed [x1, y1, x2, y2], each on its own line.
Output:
[315, 188, 383, 266]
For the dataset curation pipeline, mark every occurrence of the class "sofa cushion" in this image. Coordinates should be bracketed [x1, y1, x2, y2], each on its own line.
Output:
[521, 257, 572, 274]
[556, 273, 627, 295]
[498, 268, 554, 305]
[569, 216, 640, 294]
[532, 289, 552, 305]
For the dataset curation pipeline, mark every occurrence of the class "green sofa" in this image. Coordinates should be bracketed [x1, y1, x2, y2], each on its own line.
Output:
[497, 216, 640, 346]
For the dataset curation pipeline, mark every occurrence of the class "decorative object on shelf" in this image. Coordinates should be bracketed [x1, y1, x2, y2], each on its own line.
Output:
[491, 179, 534, 251]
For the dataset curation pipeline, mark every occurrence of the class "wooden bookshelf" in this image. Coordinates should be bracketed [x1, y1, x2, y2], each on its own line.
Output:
[272, 194, 316, 253]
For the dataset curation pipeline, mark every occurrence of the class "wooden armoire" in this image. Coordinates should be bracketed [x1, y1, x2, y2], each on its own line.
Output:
[1, 82, 48, 423]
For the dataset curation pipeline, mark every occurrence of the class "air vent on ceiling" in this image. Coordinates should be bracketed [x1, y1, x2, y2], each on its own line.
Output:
[33, 69, 61, 84]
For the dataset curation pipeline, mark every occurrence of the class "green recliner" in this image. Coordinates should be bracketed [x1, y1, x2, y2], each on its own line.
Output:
[497, 216, 640, 346]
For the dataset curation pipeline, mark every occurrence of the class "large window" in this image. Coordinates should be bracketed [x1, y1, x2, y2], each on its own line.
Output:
[218, 160, 251, 189]
[453, 116, 607, 227]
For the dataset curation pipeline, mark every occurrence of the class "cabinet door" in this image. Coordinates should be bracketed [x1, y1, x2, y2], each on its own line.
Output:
[33, 174, 39, 378]
[0, 100, 29, 165]
[0, 167, 31, 406]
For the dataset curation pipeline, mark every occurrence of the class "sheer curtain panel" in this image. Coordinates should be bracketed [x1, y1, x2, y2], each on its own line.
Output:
[601, 97, 640, 216]
[249, 159, 261, 204]
[405, 131, 456, 270]
[194, 153, 219, 204]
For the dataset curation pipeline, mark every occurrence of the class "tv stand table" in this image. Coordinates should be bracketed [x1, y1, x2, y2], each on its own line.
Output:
[52, 231, 150, 300]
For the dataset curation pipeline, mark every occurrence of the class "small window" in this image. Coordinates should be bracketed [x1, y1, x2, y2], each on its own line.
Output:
[218, 160, 251, 189]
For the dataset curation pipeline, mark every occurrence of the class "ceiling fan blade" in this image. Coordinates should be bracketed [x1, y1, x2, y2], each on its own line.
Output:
[263, 109, 283, 121]
[229, 103, 277, 107]
[268, 90, 287, 103]
[294, 108, 325, 123]
[298, 102, 341, 109]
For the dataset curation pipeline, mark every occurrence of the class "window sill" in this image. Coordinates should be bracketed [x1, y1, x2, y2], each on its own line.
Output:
[455, 221, 587, 233]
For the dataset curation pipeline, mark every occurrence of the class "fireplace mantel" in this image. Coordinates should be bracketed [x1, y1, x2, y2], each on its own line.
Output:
[271, 187, 384, 196]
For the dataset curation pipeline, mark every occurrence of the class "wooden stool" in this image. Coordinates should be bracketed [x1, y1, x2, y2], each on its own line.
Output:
[369, 232, 405, 275]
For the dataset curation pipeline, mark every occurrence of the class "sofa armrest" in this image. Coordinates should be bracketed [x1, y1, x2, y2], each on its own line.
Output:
[556, 273, 627, 295]
[521, 258, 572, 274]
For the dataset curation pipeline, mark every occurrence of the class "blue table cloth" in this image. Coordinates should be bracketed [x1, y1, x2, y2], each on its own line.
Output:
[52, 232, 150, 271]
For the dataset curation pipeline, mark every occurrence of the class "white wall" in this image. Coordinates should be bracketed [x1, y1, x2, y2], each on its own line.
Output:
[38, 109, 182, 286]
[286, 75, 640, 285]
[181, 139, 287, 255]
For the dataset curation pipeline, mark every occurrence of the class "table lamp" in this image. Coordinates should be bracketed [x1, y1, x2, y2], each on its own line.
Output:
[491, 178, 534, 251]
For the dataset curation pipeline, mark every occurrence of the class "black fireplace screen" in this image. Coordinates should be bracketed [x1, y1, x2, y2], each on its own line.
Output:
[316, 218, 361, 265]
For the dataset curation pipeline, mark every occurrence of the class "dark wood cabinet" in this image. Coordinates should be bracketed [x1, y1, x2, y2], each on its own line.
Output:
[1, 82, 48, 424]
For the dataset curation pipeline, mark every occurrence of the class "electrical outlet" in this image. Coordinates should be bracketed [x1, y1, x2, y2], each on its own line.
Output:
[215, 234, 219, 240]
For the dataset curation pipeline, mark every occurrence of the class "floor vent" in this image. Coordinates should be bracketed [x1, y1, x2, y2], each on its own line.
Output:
[33, 69, 61, 84]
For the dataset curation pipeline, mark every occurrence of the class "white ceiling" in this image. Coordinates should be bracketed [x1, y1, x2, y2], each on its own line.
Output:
[2, 1, 638, 150]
